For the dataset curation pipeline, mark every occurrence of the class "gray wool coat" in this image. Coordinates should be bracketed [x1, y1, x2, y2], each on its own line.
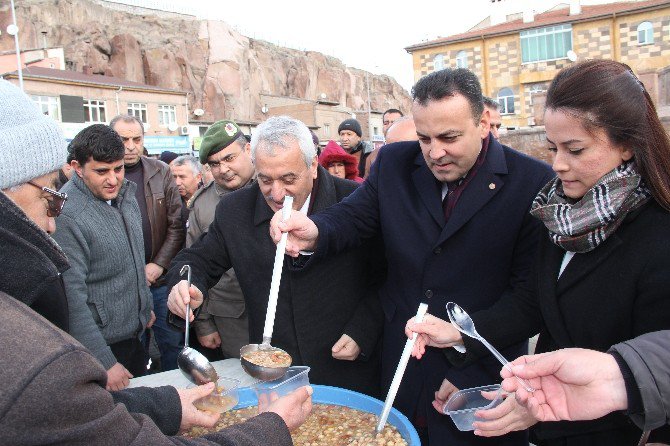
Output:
[54, 174, 152, 369]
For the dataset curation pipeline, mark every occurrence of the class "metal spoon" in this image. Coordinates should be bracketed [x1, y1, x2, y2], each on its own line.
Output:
[240, 196, 294, 381]
[177, 265, 219, 385]
[446, 302, 534, 393]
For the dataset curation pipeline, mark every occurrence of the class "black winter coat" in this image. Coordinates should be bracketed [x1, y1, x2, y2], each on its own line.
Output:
[167, 166, 386, 396]
[459, 200, 670, 445]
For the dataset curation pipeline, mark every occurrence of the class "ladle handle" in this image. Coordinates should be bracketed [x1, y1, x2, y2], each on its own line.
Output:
[180, 265, 192, 348]
[376, 303, 429, 434]
[478, 336, 535, 393]
[262, 196, 294, 342]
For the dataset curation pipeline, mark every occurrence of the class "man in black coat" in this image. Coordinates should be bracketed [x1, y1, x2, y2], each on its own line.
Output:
[167, 116, 385, 396]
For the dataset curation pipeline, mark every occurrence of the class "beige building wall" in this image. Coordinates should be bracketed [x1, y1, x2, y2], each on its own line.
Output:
[6, 77, 188, 139]
[409, 5, 670, 129]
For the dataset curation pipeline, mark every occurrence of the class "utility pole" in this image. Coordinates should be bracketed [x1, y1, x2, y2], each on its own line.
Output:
[9, 0, 24, 90]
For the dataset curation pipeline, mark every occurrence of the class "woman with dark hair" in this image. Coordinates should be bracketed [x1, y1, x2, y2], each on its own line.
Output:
[407, 59, 670, 445]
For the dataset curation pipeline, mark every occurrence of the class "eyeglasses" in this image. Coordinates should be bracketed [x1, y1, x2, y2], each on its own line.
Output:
[28, 182, 68, 217]
[207, 148, 244, 169]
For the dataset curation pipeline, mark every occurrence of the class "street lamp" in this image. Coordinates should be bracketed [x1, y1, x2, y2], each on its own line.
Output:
[365, 71, 372, 143]
[8, 0, 23, 91]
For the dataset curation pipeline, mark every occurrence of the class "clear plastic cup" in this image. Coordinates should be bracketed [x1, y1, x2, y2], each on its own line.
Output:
[442, 384, 503, 431]
[191, 376, 241, 413]
[253, 366, 310, 411]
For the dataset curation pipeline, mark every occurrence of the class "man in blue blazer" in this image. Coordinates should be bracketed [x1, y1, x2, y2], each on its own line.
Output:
[289, 69, 554, 444]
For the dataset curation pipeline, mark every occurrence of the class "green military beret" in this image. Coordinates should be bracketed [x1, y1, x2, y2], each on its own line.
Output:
[199, 120, 243, 164]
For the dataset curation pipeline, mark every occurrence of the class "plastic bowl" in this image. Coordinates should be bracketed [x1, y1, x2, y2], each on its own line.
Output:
[191, 376, 241, 413]
[443, 384, 503, 431]
[253, 366, 310, 410]
[234, 384, 420, 445]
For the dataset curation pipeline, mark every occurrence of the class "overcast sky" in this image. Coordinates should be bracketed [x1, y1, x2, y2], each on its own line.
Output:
[196, 0, 628, 91]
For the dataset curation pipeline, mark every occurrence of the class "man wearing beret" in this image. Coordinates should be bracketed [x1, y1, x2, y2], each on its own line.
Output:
[338, 118, 374, 178]
[186, 120, 255, 358]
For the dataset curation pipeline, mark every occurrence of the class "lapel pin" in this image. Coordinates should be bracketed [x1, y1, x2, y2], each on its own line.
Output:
[489, 183, 496, 190]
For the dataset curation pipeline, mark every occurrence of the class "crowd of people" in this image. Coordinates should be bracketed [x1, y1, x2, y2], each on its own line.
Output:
[2, 57, 670, 446]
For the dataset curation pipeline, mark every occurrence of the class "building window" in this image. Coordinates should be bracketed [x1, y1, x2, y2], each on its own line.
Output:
[497, 88, 515, 115]
[433, 54, 444, 71]
[31, 95, 60, 121]
[456, 51, 468, 69]
[521, 24, 572, 63]
[127, 103, 148, 123]
[84, 99, 106, 123]
[158, 105, 177, 127]
[323, 123, 330, 137]
[373, 126, 379, 135]
[637, 21, 654, 45]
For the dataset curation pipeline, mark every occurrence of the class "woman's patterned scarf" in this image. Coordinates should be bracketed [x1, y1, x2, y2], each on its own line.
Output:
[530, 161, 651, 253]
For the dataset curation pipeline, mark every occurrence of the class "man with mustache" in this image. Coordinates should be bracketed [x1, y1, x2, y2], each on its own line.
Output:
[167, 116, 385, 396]
[186, 120, 255, 359]
[53, 124, 155, 391]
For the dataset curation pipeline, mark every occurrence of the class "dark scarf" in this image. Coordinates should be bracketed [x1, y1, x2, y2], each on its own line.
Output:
[442, 135, 490, 222]
[530, 161, 651, 253]
[0, 191, 70, 306]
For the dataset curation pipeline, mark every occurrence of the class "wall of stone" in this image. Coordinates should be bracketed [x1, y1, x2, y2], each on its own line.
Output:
[498, 127, 552, 165]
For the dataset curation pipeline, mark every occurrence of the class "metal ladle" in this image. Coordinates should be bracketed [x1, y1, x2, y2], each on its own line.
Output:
[446, 302, 535, 393]
[177, 264, 219, 385]
[240, 196, 294, 381]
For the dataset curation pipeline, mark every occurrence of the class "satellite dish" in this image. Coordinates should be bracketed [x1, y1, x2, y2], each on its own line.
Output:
[567, 50, 577, 62]
[193, 108, 204, 116]
[168, 122, 179, 132]
[6, 24, 18, 36]
[319, 93, 327, 99]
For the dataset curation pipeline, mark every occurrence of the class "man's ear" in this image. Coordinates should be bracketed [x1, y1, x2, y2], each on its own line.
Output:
[479, 108, 491, 139]
[71, 160, 84, 178]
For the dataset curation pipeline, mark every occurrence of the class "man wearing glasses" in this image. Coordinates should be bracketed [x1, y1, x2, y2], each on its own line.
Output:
[186, 120, 255, 359]
[52, 124, 155, 391]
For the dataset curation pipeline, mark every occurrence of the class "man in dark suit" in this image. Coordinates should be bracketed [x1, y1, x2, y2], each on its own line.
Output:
[268, 69, 555, 445]
[166, 116, 384, 397]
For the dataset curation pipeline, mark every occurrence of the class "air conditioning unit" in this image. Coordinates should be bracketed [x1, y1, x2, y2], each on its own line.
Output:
[179, 125, 189, 136]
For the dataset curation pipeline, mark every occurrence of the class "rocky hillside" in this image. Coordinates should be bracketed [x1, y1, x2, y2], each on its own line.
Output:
[0, 0, 412, 123]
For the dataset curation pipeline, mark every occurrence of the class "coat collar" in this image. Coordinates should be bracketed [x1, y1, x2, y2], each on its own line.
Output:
[253, 165, 335, 227]
[411, 137, 509, 245]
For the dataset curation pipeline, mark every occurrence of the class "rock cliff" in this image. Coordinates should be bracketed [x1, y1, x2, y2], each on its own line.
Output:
[0, 0, 411, 123]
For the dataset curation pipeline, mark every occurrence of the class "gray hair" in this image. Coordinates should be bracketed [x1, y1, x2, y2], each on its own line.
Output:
[251, 116, 316, 167]
[172, 155, 202, 175]
[109, 114, 145, 134]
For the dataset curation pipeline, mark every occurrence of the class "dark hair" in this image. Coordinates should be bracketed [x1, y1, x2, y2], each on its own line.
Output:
[546, 59, 670, 210]
[482, 96, 499, 111]
[70, 124, 125, 166]
[383, 108, 403, 119]
[109, 114, 145, 134]
[411, 68, 483, 122]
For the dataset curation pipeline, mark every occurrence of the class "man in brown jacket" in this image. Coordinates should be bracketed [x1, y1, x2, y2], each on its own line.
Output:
[111, 114, 185, 371]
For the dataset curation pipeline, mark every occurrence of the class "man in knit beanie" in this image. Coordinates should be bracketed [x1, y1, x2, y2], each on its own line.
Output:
[0, 79, 313, 442]
[338, 117, 374, 178]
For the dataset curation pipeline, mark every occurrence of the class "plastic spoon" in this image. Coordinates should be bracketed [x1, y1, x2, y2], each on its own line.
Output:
[177, 264, 219, 385]
[446, 302, 534, 393]
[240, 196, 294, 381]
